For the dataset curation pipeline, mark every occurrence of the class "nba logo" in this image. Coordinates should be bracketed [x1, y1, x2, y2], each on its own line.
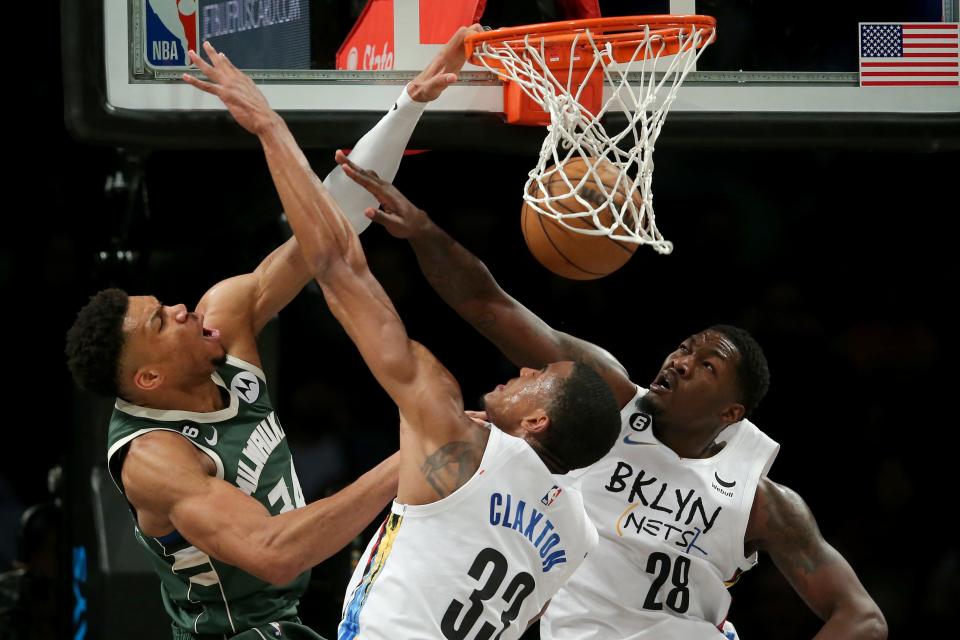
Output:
[541, 485, 563, 507]
[144, 0, 198, 68]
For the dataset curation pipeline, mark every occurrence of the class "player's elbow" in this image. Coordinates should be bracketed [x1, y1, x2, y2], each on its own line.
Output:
[836, 600, 887, 640]
[853, 592, 888, 640]
[245, 528, 305, 586]
[251, 550, 303, 586]
[305, 250, 334, 281]
[340, 239, 368, 273]
[860, 607, 888, 640]
[384, 338, 426, 381]
[315, 243, 367, 280]
[264, 566, 302, 587]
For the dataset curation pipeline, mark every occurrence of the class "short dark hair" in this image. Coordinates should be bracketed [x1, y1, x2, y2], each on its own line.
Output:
[709, 324, 770, 418]
[540, 362, 620, 471]
[65, 288, 129, 397]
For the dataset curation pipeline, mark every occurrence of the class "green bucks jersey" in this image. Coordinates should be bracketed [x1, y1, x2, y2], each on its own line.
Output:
[106, 356, 310, 637]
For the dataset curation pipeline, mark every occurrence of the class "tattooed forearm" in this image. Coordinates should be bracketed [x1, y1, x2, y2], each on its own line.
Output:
[407, 218, 630, 382]
[556, 335, 603, 369]
[469, 309, 499, 333]
[421, 441, 483, 499]
[411, 227, 499, 309]
[752, 480, 888, 634]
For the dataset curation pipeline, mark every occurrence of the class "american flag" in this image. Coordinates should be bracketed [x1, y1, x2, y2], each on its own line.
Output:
[859, 23, 959, 87]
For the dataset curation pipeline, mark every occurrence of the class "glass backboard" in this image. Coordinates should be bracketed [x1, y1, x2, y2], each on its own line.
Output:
[63, 0, 960, 149]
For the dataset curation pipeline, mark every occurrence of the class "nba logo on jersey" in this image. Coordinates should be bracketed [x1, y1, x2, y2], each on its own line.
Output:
[144, 0, 198, 68]
[541, 485, 563, 507]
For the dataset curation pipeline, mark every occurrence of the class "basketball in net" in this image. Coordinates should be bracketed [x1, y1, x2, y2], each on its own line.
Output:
[466, 15, 716, 273]
[521, 157, 641, 280]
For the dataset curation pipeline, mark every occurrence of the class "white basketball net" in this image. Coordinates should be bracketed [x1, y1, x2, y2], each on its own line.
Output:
[471, 22, 715, 254]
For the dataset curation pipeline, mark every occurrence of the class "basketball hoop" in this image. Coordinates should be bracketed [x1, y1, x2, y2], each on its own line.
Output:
[465, 15, 716, 254]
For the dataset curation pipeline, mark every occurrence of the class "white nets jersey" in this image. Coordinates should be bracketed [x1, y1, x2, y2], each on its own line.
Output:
[338, 425, 599, 640]
[542, 387, 779, 640]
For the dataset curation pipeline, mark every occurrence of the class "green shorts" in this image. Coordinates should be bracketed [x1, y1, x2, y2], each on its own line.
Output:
[172, 619, 325, 640]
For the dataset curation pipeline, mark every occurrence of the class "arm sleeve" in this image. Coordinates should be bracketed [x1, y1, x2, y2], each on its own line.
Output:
[323, 86, 427, 232]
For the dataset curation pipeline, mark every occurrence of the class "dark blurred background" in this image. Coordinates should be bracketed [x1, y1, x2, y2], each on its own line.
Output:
[2, 1, 958, 638]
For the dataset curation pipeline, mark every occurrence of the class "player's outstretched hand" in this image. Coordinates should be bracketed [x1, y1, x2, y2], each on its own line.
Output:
[336, 150, 431, 240]
[182, 41, 278, 136]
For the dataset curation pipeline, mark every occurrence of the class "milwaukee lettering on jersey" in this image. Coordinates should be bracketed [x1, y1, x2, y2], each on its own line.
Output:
[489, 492, 567, 572]
[235, 411, 286, 495]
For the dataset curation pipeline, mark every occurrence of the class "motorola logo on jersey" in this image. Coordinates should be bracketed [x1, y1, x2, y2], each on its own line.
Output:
[629, 412, 651, 432]
[231, 372, 260, 403]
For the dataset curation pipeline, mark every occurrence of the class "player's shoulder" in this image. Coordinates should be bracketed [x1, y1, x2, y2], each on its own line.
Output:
[754, 477, 806, 511]
[125, 429, 206, 467]
[120, 430, 208, 493]
[747, 477, 817, 548]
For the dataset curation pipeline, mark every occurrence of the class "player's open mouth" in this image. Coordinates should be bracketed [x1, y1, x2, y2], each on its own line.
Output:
[202, 327, 220, 340]
[650, 370, 674, 393]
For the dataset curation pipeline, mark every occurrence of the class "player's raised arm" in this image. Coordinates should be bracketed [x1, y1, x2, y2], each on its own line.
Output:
[182, 43, 471, 443]
[183, 30, 473, 366]
[337, 153, 638, 408]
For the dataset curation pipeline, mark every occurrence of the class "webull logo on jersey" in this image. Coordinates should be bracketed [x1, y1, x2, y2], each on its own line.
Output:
[712, 471, 737, 498]
[145, 0, 198, 68]
[604, 461, 723, 558]
[489, 492, 567, 572]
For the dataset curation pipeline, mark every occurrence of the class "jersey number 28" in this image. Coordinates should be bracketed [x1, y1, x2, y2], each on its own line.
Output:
[643, 552, 691, 613]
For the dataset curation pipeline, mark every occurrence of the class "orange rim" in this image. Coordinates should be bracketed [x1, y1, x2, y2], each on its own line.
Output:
[465, 15, 715, 67]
